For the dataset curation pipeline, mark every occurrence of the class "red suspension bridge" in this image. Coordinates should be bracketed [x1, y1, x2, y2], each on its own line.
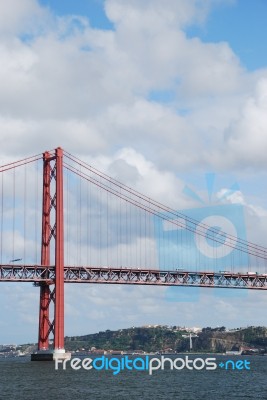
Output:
[0, 147, 267, 360]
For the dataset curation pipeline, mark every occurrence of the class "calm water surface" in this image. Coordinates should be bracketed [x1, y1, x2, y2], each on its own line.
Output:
[0, 355, 266, 400]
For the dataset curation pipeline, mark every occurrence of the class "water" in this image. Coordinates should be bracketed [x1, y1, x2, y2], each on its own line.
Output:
[0, 355, 267, 400]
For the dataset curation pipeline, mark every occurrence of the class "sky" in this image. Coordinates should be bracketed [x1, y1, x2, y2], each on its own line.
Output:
[1, 0, 267, 344]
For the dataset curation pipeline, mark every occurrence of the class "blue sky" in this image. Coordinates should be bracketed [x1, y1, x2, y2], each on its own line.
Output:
[0, 0, 267, 344]
[187, 0, 267, 71]
[39, 0, 267, 70]
[39, 0, 113, 29]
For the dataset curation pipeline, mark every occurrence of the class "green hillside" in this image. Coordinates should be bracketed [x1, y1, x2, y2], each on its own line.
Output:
[64, 325, 267, 354]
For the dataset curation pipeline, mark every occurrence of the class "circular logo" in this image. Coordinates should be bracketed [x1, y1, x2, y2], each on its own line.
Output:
[195, 215, 237, 259]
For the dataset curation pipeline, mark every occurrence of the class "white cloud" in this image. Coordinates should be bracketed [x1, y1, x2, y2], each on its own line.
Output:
[0, 0, 45, 36]
[0, 0, 264, 175]
[105, 0, 232, 30]
[225, 78, 267, 167]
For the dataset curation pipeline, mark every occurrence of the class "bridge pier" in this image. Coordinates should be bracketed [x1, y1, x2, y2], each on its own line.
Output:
[31, 350, 71, 361]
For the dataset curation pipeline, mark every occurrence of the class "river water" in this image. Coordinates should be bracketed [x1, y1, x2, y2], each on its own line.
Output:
[0, 354, 266, 399]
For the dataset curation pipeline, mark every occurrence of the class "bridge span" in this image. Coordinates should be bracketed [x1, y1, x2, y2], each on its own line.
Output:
[1, 264, 267, 289]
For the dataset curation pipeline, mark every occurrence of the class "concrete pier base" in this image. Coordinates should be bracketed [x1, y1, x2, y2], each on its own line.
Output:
[31, 350, 71, 361]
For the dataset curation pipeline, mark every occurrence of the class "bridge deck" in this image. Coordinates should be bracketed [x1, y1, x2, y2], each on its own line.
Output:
[0, 265, 267, 289]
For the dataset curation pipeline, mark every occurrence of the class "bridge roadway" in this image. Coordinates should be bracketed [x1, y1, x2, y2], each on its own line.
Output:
[0, 264, 267, 289]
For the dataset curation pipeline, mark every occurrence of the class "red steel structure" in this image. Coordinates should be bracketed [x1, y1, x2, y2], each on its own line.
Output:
[37, 147, 66, 359]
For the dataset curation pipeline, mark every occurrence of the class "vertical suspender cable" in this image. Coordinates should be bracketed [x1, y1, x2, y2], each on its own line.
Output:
[0, 172, 3, 264]
[66, 168, 69, 265]
[12, 168, 15, 261]
[23, 163, 27, 262]
[79, 164, 82, 265]
[75, 168, 79, 266]
[99, 175, 102, 267]
[116, 188, 119, 268]
[106, 188, 108, 266]
[86, 174, 89, 266]
[34, 161, 37, 263]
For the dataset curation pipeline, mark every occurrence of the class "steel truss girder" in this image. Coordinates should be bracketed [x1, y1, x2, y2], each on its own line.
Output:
[1, 265, 267, 289]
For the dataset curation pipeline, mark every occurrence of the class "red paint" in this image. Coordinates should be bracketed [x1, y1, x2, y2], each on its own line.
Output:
[37, 148, 65, 352]
[54, 147, 65, 350]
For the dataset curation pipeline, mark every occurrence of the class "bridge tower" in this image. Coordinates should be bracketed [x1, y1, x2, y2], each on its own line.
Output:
[31, 147, 70, 361]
